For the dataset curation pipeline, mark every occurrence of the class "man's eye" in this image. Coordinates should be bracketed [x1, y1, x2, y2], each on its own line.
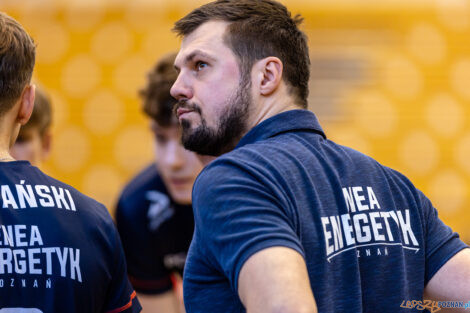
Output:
[195, 61, 207, 71]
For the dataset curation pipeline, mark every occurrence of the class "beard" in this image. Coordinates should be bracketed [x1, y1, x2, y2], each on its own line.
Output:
[176, 75, 252, 156]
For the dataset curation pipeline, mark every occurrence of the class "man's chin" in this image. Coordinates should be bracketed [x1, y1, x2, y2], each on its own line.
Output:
[180, 125, 231, 156]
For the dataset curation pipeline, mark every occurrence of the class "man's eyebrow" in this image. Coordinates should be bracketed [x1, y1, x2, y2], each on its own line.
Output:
[174, 50, 216, 71]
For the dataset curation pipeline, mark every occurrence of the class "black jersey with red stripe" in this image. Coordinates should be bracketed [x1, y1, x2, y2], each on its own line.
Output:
[115, 164, 194, 294]
[0, 161, 141, 313]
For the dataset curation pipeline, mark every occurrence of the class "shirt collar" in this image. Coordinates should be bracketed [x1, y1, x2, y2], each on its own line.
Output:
[235, 109, 326, 149]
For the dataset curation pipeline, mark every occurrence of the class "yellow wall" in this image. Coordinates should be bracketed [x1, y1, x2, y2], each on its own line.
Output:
[2, 1, 470, 240]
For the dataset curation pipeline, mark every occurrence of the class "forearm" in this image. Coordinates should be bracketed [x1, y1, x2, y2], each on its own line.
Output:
[251, 303, 317, 313]
[424, 248, 470, 313]
[239, 247, 317, 313]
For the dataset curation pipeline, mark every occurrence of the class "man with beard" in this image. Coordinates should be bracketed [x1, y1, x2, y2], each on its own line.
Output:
[169, 1, 470, 313]
[115, 53, 204, 313]
[0, 11, 140, 312]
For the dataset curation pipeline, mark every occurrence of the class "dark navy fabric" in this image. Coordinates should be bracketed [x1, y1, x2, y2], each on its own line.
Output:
[183, 109, 468, 313]
[0, 161, 141, 313]
[115, 164, 194, 295]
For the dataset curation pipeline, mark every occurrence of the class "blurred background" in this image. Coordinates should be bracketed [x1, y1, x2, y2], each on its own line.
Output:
[1, 0, 469, 241]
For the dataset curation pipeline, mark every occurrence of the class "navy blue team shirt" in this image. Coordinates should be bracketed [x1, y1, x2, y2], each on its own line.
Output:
[183, 109, 468, 313]
[0, 161, 141, 313]
[115, 164, 194, 294]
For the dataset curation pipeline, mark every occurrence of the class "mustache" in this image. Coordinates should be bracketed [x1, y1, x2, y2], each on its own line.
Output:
[173, 100, 202, 115]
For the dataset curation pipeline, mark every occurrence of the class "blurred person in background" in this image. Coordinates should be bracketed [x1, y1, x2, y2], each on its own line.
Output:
[170, 0, 470, 312]
[0, 11, 141, 313]
[10, 86, 52, 166]
[115, 52, 206, 313]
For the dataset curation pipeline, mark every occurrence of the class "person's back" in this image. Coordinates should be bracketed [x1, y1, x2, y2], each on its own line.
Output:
[185, 110, 467, 312]
[0, 11, 141, 312]
[0, 161, 139, 312]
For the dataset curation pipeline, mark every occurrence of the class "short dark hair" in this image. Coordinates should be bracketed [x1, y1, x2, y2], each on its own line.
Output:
[173, 0, 310, 108]
[140, 52, 178, 127]
[0, 12, 36, 115]
[20, 86, 52, 136]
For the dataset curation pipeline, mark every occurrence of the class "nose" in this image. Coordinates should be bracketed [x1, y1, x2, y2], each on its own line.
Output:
[162, 140, 185, 171]
[170, 71, 193, 101]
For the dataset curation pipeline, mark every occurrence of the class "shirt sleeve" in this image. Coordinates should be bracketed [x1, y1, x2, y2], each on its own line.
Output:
[104, 222, 142, 313]
[192, 158, 305, 293]
[420, 190, 468, 285]
[115, 199, 173, 295]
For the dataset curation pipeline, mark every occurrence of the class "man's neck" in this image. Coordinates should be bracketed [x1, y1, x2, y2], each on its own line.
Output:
[247, 90, 302, 132]
[0, 108, 20, 161]
[0, 149, 14, 162]
[0, 122, 16, 162]
[215, 87, 303, 156]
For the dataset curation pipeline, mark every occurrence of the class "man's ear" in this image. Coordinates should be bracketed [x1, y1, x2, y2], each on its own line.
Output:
[17, 84, 35, 125]
[254, 57, 283, 96]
